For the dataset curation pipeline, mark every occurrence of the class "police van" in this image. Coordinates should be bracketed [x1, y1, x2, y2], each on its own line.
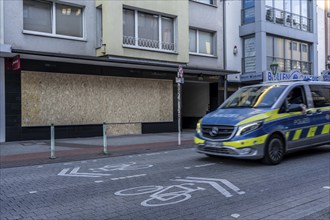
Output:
[194, 80, 330, 165]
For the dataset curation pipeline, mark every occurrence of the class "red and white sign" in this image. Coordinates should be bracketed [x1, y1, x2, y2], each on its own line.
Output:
[5, 55, 21, 70]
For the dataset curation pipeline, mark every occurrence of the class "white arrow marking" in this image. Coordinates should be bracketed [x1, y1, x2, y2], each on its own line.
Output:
[186, 177, 245, 195]
[172, 177, 245, 197]
[58, 167, 112, 178]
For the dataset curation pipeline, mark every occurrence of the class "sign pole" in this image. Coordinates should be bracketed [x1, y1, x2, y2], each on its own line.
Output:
[178, 81, 181, 146]
[176, 65, 184, 146]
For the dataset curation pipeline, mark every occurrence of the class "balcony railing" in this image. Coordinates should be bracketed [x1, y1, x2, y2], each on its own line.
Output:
[123, 35, 175, 51]
[267, 56, 312, 75]
[265, 7, 312, 32]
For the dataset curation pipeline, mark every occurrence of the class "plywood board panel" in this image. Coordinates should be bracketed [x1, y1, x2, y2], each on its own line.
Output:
[21, 71, 173, 133]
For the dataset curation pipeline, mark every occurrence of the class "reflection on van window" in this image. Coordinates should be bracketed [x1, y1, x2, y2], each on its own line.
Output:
[222, 85, 287, 108]
[310, 85, 330, 107]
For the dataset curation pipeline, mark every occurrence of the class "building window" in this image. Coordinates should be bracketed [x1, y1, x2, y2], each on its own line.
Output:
[192, 0, 216, 6]
[189, 29, 215, 56]
[265, 0, 312, 32]
[96, 6, 103, 48]
[266, 35, 312, 74]
[23, 0, 84, 38]
[242, 0, 255, 24]
[243, 36, 256, 73]
[123, 8, 175, 52]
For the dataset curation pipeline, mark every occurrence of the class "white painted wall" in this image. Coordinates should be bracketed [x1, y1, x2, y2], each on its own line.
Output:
[4, 0, 97, 56]
[224, 0, 242, 82]
[317, 0, 326, 75]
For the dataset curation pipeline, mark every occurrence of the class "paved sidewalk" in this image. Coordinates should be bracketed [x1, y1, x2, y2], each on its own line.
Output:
[0, 131, 195, 168]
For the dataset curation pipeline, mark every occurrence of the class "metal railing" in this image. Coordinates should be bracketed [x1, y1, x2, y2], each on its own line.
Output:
[267, 56, 312, 74]
[123, 35, 175, 51]
[265, 7, 312, 32]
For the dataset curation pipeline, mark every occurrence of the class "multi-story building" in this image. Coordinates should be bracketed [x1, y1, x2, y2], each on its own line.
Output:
[225, 0, 319, 83]
[0, 0, 237, 142]
[1, 0, 325, 142]
[325, 0, 330, 70]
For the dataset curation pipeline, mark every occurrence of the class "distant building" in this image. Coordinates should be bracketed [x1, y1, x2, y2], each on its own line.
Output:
[225, 0, 319, 83]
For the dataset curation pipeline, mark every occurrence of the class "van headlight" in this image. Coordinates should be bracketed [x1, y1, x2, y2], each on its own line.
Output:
[196, 119, 202, 134]
[236, 121, 263, 136]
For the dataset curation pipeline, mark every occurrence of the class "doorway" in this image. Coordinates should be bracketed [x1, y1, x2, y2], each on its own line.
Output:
[182, 81, 218, 129]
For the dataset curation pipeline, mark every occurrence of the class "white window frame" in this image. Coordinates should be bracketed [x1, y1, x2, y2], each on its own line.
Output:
[123, 8, 176, 53]
[23, 0, 85, 41]
[189, 28, 216, 57]
[191, 0, 217, 6]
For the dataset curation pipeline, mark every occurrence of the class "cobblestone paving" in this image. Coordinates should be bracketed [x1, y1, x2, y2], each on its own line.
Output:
[1, 146, 329, 220]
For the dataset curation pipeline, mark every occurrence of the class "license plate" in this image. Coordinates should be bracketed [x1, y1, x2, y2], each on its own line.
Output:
[205, 141, 223, 148]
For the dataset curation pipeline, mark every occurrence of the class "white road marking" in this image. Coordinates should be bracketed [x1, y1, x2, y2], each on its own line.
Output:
[184, 167, 191, 169]
[322, 186, 330, 189]
[231, 214, 240, 218]
[111, 174, 146, 181]
[173, 177, 245, 197]
[58, 167, 112, 178]
[146, 153, 161, 156]
[194, 163, 216, 168]
[94, 180, 104, 183]
[29, 191, 37, 194]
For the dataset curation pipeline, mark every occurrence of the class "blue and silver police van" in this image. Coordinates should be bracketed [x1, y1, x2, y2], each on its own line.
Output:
[195, 79, 330, 164]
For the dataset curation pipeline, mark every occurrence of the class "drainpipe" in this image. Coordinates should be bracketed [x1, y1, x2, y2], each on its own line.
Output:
[0, 0, 5, 143]
[0, 0, 3, 44]
[223, 0, 227, 100]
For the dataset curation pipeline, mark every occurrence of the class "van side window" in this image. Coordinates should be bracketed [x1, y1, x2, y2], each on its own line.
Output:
[309, 85, 330, 108]
[279, 86, 307, 113]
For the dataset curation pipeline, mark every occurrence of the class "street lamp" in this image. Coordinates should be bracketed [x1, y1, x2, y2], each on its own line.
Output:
[270, 60, 279, 76]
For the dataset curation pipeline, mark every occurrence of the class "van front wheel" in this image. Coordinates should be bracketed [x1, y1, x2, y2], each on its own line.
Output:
[262, 134, 284, 165]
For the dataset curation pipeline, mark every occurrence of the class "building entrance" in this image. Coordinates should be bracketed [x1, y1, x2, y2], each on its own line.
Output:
[182, 81, 218, 129]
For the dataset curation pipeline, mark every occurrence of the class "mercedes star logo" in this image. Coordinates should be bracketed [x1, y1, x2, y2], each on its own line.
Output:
[209, 127, 219, 137]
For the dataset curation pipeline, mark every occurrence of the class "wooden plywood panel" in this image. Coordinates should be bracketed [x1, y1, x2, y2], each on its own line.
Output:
[21, 71, 173, 133]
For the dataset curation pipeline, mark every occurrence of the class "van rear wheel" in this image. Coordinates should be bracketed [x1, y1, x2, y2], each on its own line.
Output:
[262, 134, 284, 165]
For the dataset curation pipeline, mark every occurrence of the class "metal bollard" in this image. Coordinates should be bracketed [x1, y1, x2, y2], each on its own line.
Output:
[103, 122, 108, 155]
[50, 124, 56, 159]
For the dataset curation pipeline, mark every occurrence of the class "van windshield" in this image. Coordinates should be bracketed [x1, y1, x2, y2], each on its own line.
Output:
[221, 85, 287, 109]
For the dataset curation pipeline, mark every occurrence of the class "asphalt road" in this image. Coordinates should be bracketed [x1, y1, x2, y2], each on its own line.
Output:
[1, 145, 330, 220]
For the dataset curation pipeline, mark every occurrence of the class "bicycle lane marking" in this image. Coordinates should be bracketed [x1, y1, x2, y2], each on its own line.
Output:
[174, 177, 246, 196]
[114, 176, 245, 207]
[57, 162, 153, 178]
[115, 183, 206, 207]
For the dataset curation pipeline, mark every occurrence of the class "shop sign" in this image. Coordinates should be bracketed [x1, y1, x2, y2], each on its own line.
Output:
[264, 69, 330, 82]
[5, 55, 21, 70]
[240, 72, 263, 81]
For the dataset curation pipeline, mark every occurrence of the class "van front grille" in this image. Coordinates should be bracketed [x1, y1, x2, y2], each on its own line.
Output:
[201, 125, 235, 140]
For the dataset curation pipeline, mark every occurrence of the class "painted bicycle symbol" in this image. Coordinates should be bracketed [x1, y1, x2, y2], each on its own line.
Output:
[89, 162, 153, 172]
[114, 177, 245, 207]
[114, 183, 205, 207]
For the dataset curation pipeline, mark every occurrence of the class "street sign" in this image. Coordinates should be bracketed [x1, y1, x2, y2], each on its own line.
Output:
[177, 65, 184, 78]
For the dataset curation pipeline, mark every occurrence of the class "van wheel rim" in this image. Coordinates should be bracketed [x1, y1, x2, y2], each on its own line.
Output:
[269, 139, 283, 162]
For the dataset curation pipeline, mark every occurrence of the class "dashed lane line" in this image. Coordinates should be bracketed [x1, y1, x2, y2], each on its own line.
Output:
[111, 174, 146, 181]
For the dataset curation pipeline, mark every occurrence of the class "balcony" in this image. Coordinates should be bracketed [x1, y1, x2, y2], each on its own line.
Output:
[267, 56, 312, 75]
[265, 7, 312, 32]
[123, 36, 175, 52]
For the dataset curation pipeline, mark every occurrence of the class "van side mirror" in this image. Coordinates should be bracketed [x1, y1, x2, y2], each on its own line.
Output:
[287, 104, 303, 113]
